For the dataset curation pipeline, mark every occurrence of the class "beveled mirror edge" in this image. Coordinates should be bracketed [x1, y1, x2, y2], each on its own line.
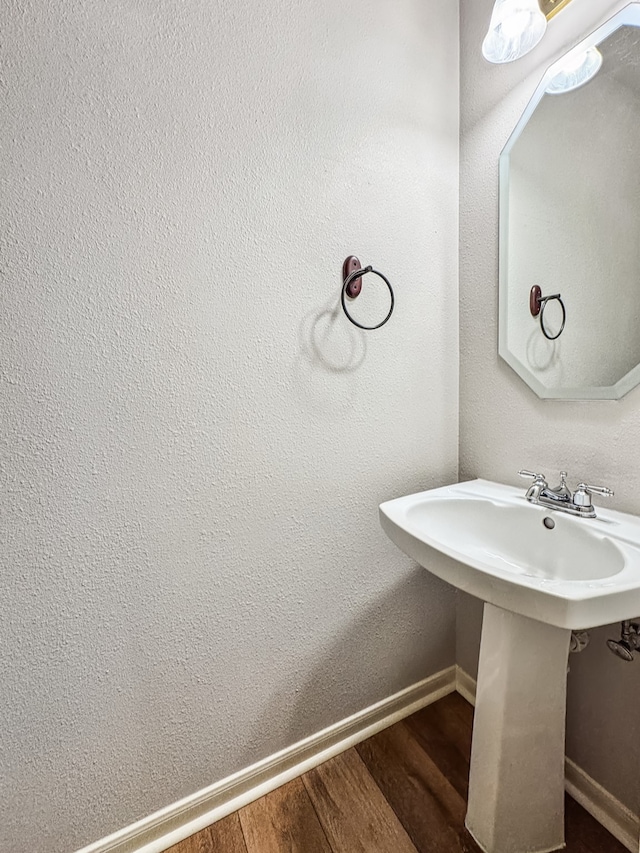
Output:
[497, 3, 640, 401]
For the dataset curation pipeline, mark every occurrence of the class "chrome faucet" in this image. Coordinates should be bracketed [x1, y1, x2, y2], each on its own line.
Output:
[518, 470, 614, 519]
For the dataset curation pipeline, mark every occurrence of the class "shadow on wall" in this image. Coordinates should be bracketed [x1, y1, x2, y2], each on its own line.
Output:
[244, 566, 455, 770]
[298, 293, 367, 373]
[292, 288, 367, 417]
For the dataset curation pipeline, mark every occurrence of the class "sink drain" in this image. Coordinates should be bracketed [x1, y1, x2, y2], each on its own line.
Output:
[543, 517, 555, 529]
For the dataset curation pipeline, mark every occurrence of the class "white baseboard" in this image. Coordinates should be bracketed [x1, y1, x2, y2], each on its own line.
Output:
[75, 666, 456, 853]
[455, 663, 477, 705]
[565, 759, 639, 853]
[455, 666, 639, 853]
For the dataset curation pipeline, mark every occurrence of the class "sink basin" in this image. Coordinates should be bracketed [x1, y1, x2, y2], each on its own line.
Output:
[380, 478, 640, 630]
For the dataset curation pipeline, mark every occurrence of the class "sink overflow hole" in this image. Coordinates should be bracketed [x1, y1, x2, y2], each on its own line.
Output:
[543, 517, 555, 530]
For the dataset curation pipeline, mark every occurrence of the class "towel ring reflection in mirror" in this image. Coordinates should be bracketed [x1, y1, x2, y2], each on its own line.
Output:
[530, 285, 566, 341]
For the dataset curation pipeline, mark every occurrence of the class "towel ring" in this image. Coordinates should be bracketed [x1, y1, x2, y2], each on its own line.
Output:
[341, 265, 395, 331]
[530, 286, 566, 341]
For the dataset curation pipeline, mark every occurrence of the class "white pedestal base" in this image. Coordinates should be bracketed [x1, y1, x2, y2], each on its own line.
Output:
[465, 603, 571, 853]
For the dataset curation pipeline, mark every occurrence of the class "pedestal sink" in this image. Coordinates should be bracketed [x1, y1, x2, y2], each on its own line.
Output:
[379, 479, 640, 853]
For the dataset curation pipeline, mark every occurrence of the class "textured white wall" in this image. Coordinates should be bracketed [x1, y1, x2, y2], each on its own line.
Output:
[460, 0, 640, 814]
[1, 1, 459, 851]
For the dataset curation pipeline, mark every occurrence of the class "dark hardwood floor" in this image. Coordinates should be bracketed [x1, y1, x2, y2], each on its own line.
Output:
[167, 693, 628, 853]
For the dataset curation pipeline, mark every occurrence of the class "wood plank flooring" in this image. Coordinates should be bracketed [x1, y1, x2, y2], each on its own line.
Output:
[167, 693, 628, 853]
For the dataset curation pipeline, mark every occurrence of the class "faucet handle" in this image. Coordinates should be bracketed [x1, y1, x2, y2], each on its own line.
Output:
[573, 482, 614, 509]
[518, 470, 547, 484]
[575, 482, 614, 497]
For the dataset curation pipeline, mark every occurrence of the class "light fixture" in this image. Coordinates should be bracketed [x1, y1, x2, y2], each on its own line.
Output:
[482, 0, 575, 64]
[544, 46, 603, 93]
[482, 0, 547, 64]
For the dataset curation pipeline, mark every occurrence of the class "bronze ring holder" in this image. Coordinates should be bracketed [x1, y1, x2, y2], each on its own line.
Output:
[530, 285, 566, 341]
[341, 256, 394, 331]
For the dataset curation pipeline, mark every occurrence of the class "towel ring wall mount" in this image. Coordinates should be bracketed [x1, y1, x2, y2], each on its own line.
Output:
[341, 256, 395, 331]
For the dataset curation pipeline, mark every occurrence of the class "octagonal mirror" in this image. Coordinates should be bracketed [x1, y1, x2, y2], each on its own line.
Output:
[499, 5, 640, 400]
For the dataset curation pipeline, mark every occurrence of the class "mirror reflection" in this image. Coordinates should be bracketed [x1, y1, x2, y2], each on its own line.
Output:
[499, 10, 640, 399]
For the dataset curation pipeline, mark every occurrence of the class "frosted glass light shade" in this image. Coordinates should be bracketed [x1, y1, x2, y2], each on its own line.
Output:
[482, 0, 547, 64]
[545, 47, 603, 93]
